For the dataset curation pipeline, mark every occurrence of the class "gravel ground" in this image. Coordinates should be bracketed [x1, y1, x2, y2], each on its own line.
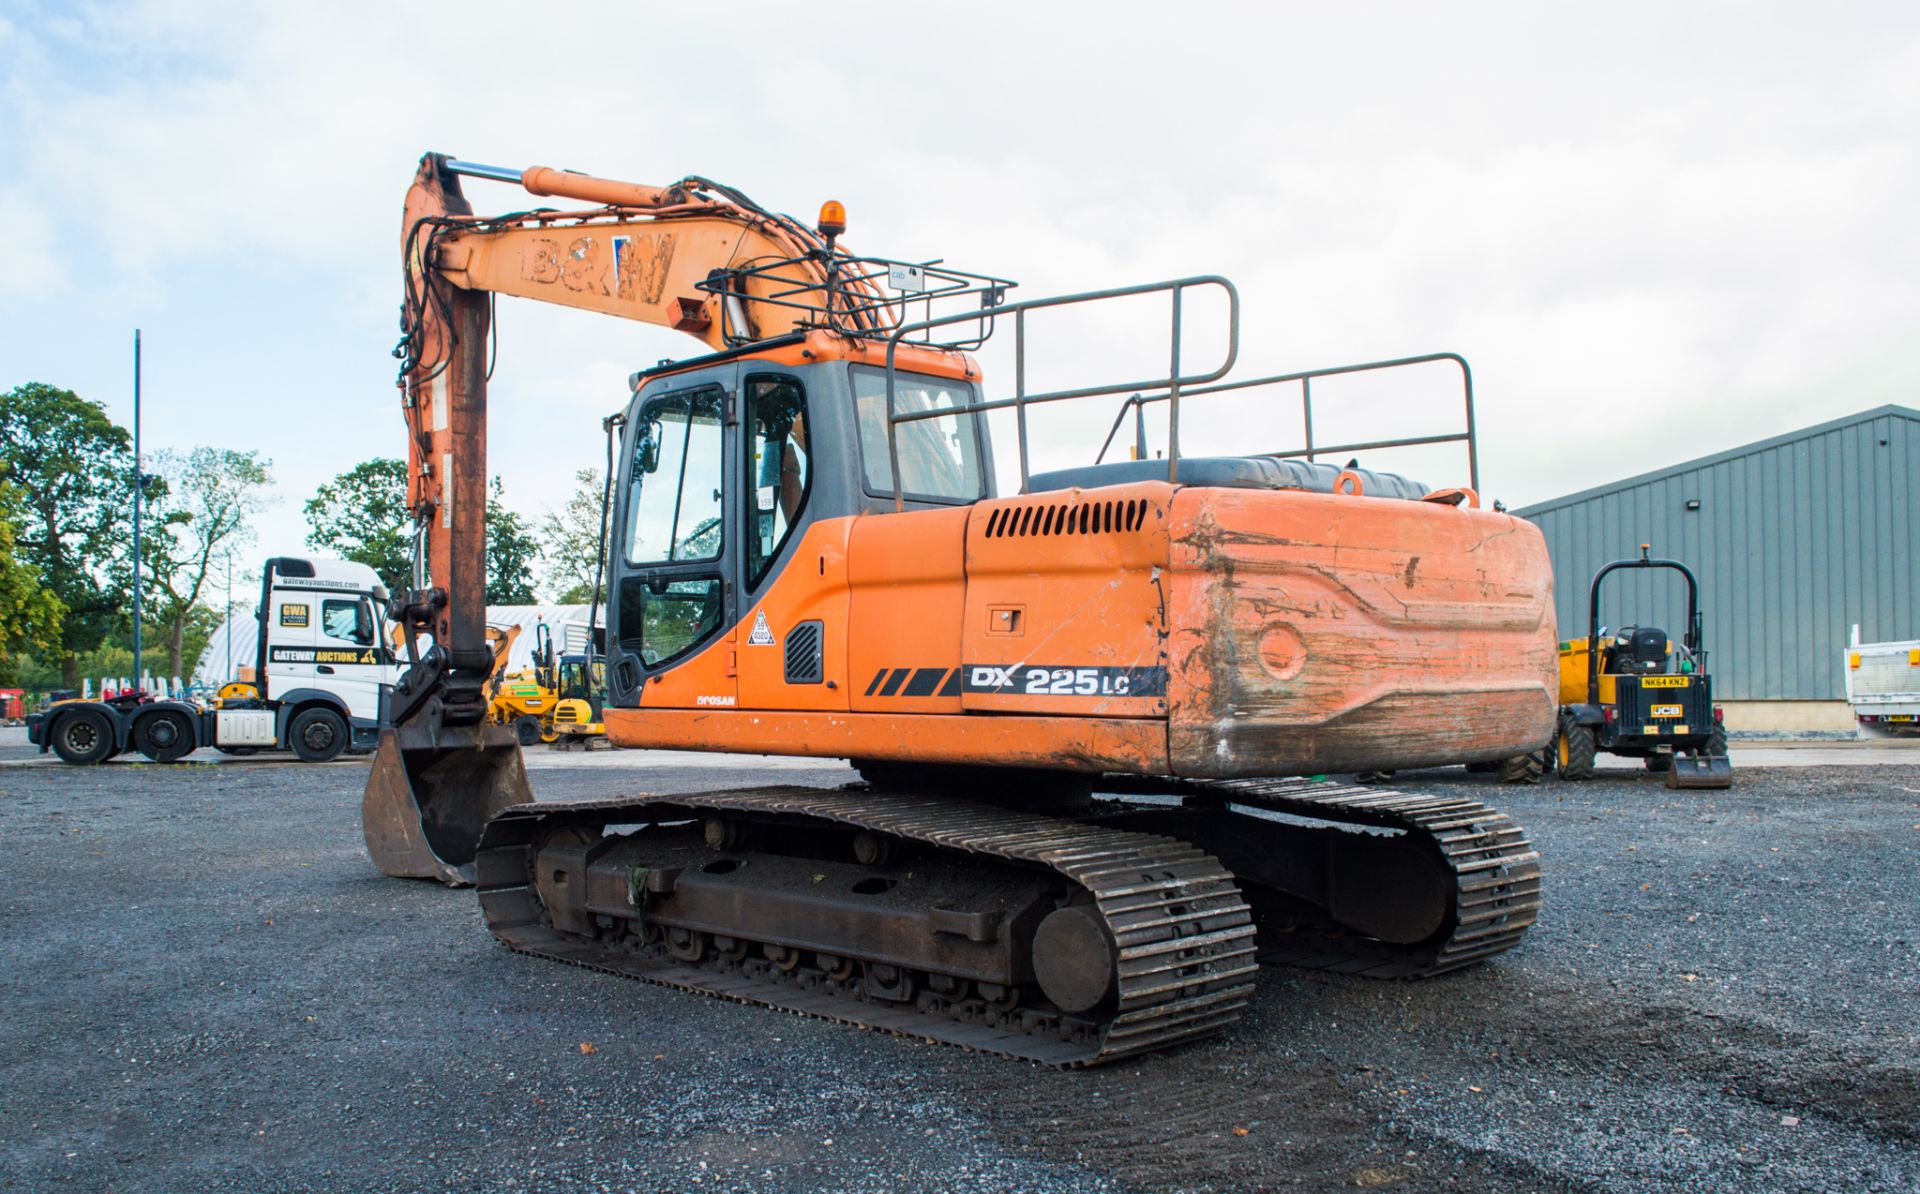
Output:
[0, 753, 1916, 1192]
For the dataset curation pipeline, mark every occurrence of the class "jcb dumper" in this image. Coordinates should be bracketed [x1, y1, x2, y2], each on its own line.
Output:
[1553, 547, 1731, 788]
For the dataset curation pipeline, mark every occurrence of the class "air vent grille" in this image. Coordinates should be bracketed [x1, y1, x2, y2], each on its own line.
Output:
[982, 498, 1149, 539]
[784, 621, 824, 684]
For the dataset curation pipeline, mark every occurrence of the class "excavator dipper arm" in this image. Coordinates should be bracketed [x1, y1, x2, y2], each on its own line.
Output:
[365, 153, 856, 884]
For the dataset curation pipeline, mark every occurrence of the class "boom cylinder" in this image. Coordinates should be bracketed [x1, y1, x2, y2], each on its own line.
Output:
[443, 158, 672, 209]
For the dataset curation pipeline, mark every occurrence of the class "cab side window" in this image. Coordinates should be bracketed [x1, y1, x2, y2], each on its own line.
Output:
[625, 387, 725, 565]
[745, 374, 809, 588]
[618, 578, 726, 666]
[321, 598, 373, 645]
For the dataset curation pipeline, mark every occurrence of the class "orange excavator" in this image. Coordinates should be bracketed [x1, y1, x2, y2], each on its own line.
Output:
[362, 153, 1558, 1065]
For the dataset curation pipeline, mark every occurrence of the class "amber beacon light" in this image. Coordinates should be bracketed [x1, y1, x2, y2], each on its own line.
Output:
[817, 200, 847, 238]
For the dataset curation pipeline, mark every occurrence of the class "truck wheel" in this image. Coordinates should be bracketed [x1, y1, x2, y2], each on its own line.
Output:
[1498, 751, 1547, 784]
[1706, 725, 1729, 757]
[289, 707, 348, 763]
[1558, 724, 1597, 780]
[133, 710, 196, 763]
[52, 710, 115, 765]
[514, 715, 542, 747]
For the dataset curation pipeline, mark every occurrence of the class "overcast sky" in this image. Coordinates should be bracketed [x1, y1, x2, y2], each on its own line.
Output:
[2, 1, 1914, 591]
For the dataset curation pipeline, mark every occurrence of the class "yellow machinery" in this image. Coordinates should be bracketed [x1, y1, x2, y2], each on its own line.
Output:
[483, 623, 607, 746]
[484, 624, 559, 745]
[1552, 547, 1730, 788]
[547, 652, 607, 746]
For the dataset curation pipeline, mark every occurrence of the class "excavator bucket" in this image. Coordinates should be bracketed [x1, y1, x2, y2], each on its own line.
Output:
[1665, 753, 1732, 790]
[362, 724, 533, 885]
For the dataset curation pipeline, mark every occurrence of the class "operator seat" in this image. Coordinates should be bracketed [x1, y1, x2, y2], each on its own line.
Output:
[1605, 626, 1670, 675]
[1025, 456, 1431, 500]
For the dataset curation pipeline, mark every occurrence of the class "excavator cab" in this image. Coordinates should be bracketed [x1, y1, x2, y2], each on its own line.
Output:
[602, 354, 992, 708]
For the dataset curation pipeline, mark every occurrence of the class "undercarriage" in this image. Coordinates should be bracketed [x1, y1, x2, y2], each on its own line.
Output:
[475, 774, 1540, 1066]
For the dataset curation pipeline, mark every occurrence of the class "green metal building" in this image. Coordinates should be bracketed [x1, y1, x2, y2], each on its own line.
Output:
[1514, 405, 1920, 723]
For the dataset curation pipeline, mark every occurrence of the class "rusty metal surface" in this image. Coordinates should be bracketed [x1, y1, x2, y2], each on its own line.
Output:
[475, 786, 1257, 1067]
[467, 770, 1539, 1063]
[361, 724, 532, 885]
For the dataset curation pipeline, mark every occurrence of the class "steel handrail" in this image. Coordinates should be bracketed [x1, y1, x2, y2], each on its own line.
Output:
[1091, 351, 1478, 492]
[881, 276, 1240, 508]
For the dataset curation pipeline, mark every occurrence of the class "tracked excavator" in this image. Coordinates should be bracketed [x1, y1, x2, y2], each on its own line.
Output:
[363, 153, 1559, 1065]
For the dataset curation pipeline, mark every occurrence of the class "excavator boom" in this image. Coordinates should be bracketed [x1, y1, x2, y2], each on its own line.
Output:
[367, 153, 900, 882]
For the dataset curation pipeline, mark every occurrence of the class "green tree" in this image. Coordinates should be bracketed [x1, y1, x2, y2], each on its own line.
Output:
[540, 467, 607, 604]
[486, 477, 541, 604]
[0, 482, 66, 685]
[305, 458, 411, 595]
[0, 383, 135, 687]
[138, 446, 275, 677]
[304, 459, 542, 603]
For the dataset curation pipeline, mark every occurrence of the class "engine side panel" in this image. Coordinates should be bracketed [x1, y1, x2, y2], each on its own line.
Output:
[959, 483, 1173, 718]
[1164, 487, 1558, 776]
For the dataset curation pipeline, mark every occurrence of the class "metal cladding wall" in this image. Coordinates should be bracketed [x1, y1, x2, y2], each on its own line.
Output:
[1515, 405, 1920, 701]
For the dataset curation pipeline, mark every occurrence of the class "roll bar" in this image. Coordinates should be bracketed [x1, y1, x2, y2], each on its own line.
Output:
[1587, 545, 1704, 707]
[882, 276, 1241, 508]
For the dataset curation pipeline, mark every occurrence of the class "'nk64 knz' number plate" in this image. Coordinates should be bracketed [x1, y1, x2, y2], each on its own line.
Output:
[1641, 676, 1691, 688]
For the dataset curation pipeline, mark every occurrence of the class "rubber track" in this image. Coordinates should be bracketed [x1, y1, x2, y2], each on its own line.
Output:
[474, 787, 1259, 1067]
[1127, 774, 1544, 978]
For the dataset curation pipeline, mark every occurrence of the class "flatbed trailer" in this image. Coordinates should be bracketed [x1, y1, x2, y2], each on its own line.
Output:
[1846, 627, 1920, 737]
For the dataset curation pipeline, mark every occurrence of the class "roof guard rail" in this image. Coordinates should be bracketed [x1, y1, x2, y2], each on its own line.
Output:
[882, 276, 1241, 509]
[696, 255, 1017, 350]
[1091, 351, 1479, 492]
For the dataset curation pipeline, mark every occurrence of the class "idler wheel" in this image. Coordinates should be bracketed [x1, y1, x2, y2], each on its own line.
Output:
[1032, 904, 1117, 1014]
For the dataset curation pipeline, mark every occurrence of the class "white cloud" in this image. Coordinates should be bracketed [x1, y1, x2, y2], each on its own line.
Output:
[0, 0, 1915, 562]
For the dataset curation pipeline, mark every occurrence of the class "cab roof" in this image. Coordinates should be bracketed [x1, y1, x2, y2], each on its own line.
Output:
[631, 329, 980, 392]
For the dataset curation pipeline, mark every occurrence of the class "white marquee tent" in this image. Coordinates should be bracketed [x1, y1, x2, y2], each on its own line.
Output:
[192, 603, 594, 691]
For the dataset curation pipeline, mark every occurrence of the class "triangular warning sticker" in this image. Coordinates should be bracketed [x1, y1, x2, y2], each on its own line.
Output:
[747, 608, 776, 646]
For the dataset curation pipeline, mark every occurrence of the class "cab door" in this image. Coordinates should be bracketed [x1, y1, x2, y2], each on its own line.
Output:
[263, 586, 317, 699]
[312, 593, 386, 722]
[609, 367, 740, 709]
[733, 366, 850, 711]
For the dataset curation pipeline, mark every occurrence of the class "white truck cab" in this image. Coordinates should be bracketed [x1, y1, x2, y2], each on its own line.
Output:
[257, 556, 401, 723]
[30, 556, 403, 765]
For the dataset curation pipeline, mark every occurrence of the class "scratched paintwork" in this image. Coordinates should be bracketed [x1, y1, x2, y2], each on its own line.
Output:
[1164, 486, 1559, 776]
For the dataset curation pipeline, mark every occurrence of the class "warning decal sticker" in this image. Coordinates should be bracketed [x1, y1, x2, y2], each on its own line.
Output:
[747, 609, 777, 647]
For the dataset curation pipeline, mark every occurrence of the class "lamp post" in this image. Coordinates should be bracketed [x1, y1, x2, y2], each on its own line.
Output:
[131, 329, 143, 694]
